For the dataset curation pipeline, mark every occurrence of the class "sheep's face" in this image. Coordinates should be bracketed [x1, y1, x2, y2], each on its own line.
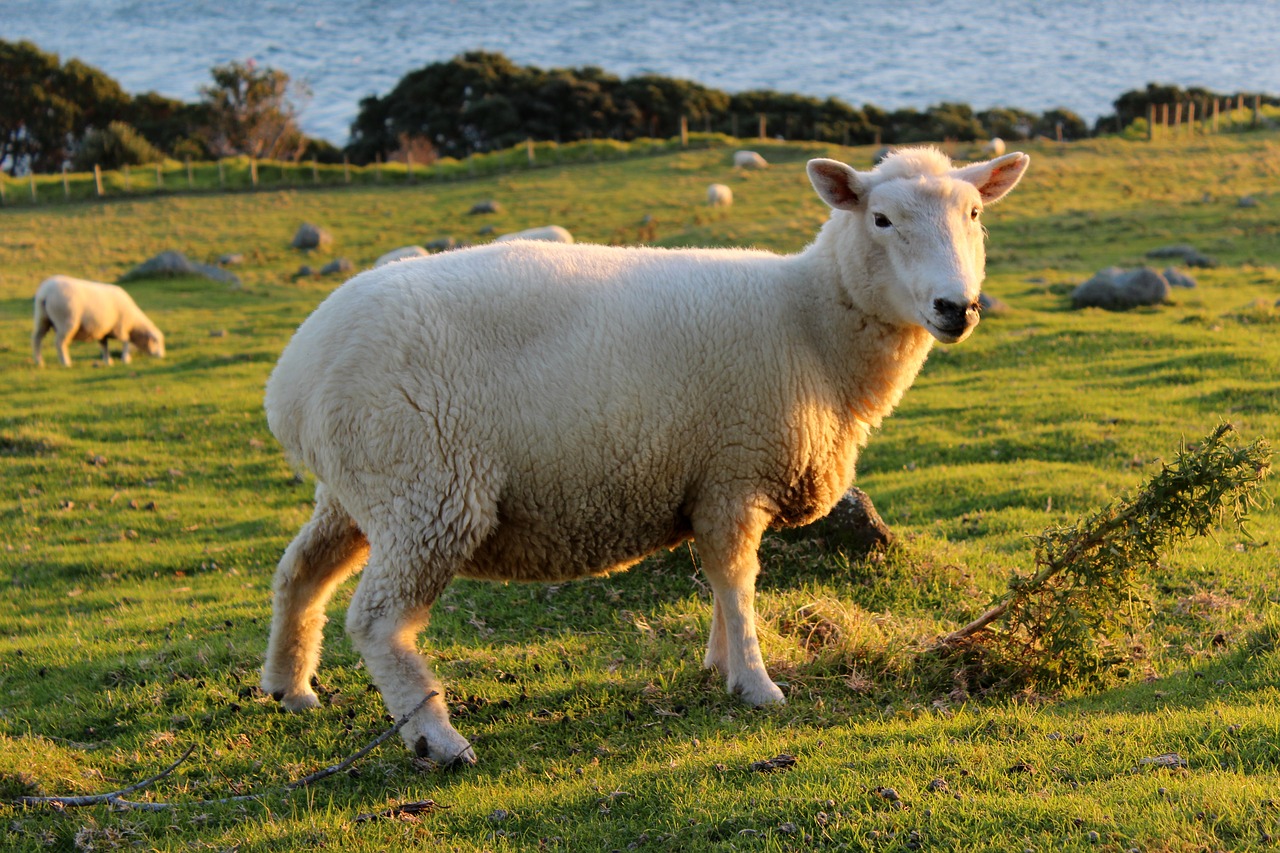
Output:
[131, 327, 165, 358]
[808, 150, 1029, 344]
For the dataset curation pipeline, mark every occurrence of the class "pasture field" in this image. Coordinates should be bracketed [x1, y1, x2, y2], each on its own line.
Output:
[1, 132, 1280, 851]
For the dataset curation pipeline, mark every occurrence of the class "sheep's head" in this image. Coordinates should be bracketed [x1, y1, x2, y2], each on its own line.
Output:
[807, 148, 1029, 344]
[131, 326, 165, 358]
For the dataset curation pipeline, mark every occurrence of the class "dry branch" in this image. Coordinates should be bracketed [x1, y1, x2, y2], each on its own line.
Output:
[12, 692, 437, 811]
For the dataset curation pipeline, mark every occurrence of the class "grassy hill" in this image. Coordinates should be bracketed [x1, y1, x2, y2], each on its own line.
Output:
[2, 133, 1280, 851]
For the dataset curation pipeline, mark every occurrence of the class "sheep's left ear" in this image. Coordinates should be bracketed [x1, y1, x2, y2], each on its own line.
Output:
[807, 159, 867, 211]
[952, 152, 1030, 204]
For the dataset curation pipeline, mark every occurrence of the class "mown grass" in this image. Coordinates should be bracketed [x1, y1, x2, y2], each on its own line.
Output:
[1, 132, 1279, 851]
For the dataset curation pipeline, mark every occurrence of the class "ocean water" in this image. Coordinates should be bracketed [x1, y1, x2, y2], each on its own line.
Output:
[6, 0, 1279, 144]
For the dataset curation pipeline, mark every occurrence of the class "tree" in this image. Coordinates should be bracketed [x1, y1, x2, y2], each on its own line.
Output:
[72, 121, 164, 170]
[200, 60, 308, 160]
[0, 39, 129, 174]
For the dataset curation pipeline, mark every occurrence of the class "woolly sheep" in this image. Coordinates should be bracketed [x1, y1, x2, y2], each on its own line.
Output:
[373, 246, 430, 267]
[707, 183, 733, 207]
[32, 275, 165, 367]
[260, 147, 1030, 766]
[494, 225, 574, 244]
[734, 150, 768, 169]
[983, 137, 1007, 156]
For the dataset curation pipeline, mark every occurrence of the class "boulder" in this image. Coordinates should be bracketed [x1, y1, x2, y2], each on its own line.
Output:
[978, 291, 1010, 316]
[319, 258, 354, 276]
[374, 246, 430, 267]
[468, 200, 503, 215]
[118, 250, 241, 287]
[1145, 244, 1215, 268]
[217, 253, 245, 266]
[1239, 195, 1258, 208]
[1071, 266, 1170, 310]
[425, 237, 458, 253]
[1162, 267, 1197, 289]
[799, 487, 894, 555]
[291, 223, 333, 251]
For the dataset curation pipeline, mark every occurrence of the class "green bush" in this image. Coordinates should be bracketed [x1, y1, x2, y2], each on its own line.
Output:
[72, 121, 164, 171]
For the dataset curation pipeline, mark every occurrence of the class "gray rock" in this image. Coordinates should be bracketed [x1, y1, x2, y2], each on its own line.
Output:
[291, 222, 333, 250]
[1145, 244, 1215, 268]
[319, 258, 354, 276]
[1162, 267, 1197, 289]
[118, 250, 242, 287]
[1239, 195, 1258, 208]
[787, 487, 894, 555]
[294, 265, 315, 278]
[477, 224, 496, 236]
[217, 253, 245, 266]
[1071, 266, 1170, 310]
[468, 200, 503, 215]
[978, 291, 1010, 316]
[425, 237, 458, 253]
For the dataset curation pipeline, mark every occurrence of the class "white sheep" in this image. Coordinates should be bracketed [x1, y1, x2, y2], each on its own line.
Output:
[261, 146, 1030, 765]
[983, 137, 1007, 156]
[494, 225, 574, 244]
[373, 246, 430, 267]
[32, 275, 165, 367]
[734, 150, 768, 170]
[707, 183, 733, 207]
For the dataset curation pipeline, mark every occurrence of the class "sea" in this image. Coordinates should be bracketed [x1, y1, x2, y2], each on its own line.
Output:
[5, 0, 1279, 145]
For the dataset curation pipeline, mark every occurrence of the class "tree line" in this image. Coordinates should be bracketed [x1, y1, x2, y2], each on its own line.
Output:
[3, 40, 1276, 176]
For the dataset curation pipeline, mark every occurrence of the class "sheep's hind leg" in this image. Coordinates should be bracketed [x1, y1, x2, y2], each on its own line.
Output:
[262, 482, 369, 711]
[31, 317, 51, 367]
[694, 504, 785, 707]
[345, 549, 476, 766]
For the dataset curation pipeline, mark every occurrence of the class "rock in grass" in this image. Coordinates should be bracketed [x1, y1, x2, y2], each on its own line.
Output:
[468, 200, 503, 215]
[291, 222, 333, 250]
[979, 291, 1010, 316]
[1162, 267, 1197, 289]
[1145, 244, 1215, 268]
[790, 487, 894, 555]
[319, 258, 354, 276]
[119, 250, 241, 287]
[1071, 266, 1170, 310]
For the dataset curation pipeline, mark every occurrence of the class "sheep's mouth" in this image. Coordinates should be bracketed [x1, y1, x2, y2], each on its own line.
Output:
[923, 315, 978, 344]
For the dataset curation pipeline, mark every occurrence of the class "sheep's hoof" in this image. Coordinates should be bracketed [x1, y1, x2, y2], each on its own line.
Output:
[276, 690, 322, 712]
[733, 679, 787, 707]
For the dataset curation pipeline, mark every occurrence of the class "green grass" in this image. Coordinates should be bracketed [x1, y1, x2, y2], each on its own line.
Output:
[2, 131, 1280, 850]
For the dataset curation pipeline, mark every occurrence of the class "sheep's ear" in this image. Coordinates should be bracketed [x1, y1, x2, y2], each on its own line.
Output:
[807, 159, 866, 211]
[952, 152, 1030, 204]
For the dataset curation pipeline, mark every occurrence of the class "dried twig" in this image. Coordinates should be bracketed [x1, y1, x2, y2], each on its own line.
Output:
[12, 692, 437, 811]
[354, 799, 451, 822]
[15, 745, 196, 810]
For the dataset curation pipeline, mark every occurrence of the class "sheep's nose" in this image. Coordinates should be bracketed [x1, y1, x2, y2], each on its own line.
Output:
[933, 298, 975, 330]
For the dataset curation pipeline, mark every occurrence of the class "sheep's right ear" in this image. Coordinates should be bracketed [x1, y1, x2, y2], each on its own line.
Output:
[807, 159, 866, 211]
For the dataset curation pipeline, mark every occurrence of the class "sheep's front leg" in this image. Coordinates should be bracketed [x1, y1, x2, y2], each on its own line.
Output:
[345, 557, 476, 766]
[694, 503, 785, 706]
[120, 339, 132, 364]
[97, 338, 113, 366]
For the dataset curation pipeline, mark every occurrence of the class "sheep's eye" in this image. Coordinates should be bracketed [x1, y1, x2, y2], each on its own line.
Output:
[873, 213, 892, 228]
[970, 206, 981, 221]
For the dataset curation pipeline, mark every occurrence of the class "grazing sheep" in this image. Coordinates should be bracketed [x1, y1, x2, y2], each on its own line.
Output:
[374, 246, 430, 267]
[494, 225, 574, 244]
[983, 137, 1007, 156]
[707, 183, 733, 207]
[32, 275, 165, 367]
[261, 147, 1030, 765]
[734, 150, 769, 169]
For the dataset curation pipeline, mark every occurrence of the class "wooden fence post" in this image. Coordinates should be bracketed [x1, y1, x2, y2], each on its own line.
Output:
[731, 113, 739, 138]
[62, 164, 69, 199]
[342, 154, 350, 184]
[1147, 104, 1155, 140]
[526, 137, 535, 166]
[1253, 94, 1261, 127]
[94, 164, 103, 196]
[1212, 99, 1220, 133]
[217, 159, 224, 188]
[406, 151, 414, 181]
[186, 157, 193, 187]
[155, 163, 163, 189]
[124, 164, 131, 191]
[680, 116, 688, 147]
[250, 158, 258, 187]
[30, 172, 37, 202]
[1187, 101, 1195, 134]
[757, 113, 766, 139]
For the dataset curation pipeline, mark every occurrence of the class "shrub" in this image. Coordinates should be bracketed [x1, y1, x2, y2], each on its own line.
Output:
[72, 121, 164, 170]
